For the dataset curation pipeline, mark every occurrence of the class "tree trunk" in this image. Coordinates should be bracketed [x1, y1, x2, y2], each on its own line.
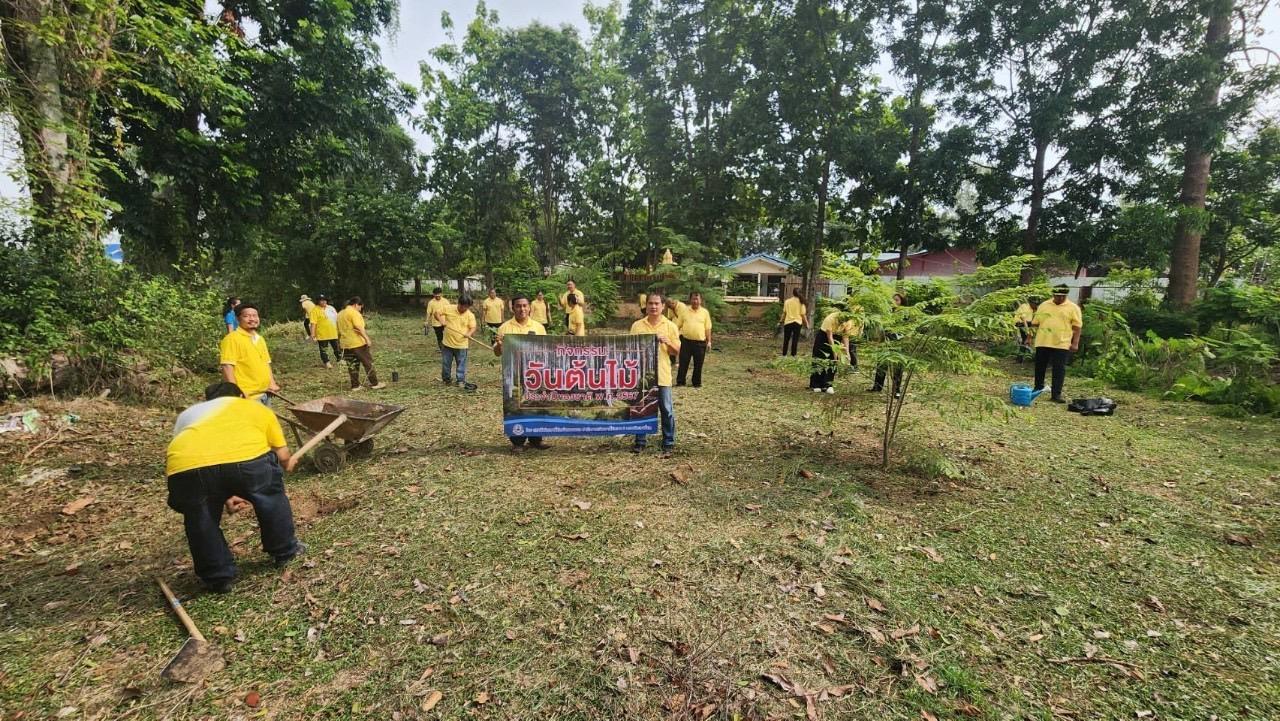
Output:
[1167, 3, 1231, 310]
[804, 155, 831, 323]
[899, 86, 924, 282]
[3, 0, 71, 214]
[1021, 136, 1050, 284]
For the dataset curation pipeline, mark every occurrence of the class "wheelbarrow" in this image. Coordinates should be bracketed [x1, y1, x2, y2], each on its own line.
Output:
[270, 393, 405, 472]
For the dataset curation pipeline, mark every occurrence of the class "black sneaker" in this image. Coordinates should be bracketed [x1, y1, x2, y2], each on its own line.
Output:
[660, 449, 673, 459]
[631, 445, 644, 454]
[275, 541, 308, 568]
[1051, 396, 1067, 404]
[202, 578, 235, 594]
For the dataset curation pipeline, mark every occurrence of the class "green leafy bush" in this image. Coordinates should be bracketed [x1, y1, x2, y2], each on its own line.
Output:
[534, 265, 619, 327]
[895, 278, 956, 312]
[1121, 305, 1197, 339]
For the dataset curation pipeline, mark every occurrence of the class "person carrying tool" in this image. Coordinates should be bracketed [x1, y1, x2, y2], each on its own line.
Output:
[780, 288, 808, 356]
[1031, 285, 1082, 403]
[559, 279, 585, 329]
[494, 294, 549, 452]
[1013, 297, 1040, 363]
[425, 287, 452, 350]
[631, 292, 681, 458]
[675, 291, 712, 388]
[482, 288, 505, 334]
[337, 296, 387, 391]
[166, 381, 305, 593]
[442, 294, 477, 387]
[809, 301, 861, 394]
[219, 303, 279, 404]
[308, 294, 340, 368]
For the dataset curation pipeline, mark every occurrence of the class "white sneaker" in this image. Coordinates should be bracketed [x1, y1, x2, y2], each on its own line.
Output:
[812, 388, 823, 393]
[825, 387, 835, 394]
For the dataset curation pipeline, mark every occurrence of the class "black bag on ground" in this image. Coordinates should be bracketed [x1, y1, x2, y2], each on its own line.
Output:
[1067, 397, 1117, 416]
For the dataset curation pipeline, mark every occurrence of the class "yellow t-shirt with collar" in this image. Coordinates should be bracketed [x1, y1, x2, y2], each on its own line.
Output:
[166, 397, 286, 476]
[308, 305, 338, 341]
[663, 300, 688, 323]
[530, 298, 550, 324]
[630, 316, 681, 387]
[559, 289, 585, 312]
[495, 317, 546, 342]
[482, 296, 505, 324]
[782, 296, 805, 325]
[820, 310, 861, 339]
[218, 328, 272, 397]
[442, 306, 477, 349]
[568, 305, 586, 336]
[426, 297, 453, 327]
[1033, 299, 1082, 349]
[337, 306, 368, 349]
[679, 306, 712, 341]
[1014, 303, 1034, 324]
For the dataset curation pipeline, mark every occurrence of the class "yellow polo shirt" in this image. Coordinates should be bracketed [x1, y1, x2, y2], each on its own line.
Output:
[496, 318, 546, 341]
[679, 306, 712, 341]
[482, 296, 505, 324]
[218, 328, 272, 397]
[1014, 303, 1034, 324]
[568, 305, 586, 336]
[1033, 299, 1082, 350]
[426, 297, 452, 327]
[166, 397, 286, 476]
[301, 299, 315, 316]
[782, 297, 805, 325]
[308, 305, 338, 341]
[664, 300, 688, 323]
[530, 299, 550, 324]
[630, 316, 681, 387]
[820, 310, 861, 339]
[559, 289, 585, 312]
[442, 306, 477, 349]
[337, 306, 367, 349]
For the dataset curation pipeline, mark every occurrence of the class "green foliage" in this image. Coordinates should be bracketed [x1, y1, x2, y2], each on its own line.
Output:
[534, 266, 619, 327]
[1122, 306, 1197, 340]
[641, 234, 734, 316]
[894, 279, 956, 311]
[1105, 267, 1164, 309]
[1195, 283, 1280, 339]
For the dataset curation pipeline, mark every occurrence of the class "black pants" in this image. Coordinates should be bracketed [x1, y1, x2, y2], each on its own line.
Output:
[782, 322, 802, 356]
[872, 364, 903, 392]
[433, 325, 445, 349]
[809, 334, 846, 389]
[676, 339, 707, 387]
[166, 452, 300, 584]
[316, 338, 339, 364]
[303, 317, 311, 336]
[1034, 347, 1071, 399]
[343, 346, 380, 388]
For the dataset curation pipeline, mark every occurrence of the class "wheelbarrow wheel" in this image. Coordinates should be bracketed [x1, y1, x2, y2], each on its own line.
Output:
[311, 443, 346, 473]
[346, 438, 374, 458]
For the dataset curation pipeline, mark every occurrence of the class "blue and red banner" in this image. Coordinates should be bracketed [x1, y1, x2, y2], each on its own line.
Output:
[501, 335, 659, 437]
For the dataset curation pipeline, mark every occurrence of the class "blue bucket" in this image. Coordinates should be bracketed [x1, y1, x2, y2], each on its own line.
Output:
[1009, 383, 1046, 407]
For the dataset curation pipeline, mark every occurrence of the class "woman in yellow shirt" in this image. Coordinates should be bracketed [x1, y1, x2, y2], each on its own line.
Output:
[780, 289, 808, 356]
[809, 305, 859, 393]
[567, 293, 586, 336]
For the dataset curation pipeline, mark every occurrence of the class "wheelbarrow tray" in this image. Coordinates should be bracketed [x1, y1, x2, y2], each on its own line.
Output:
[286, 396, 405, 443]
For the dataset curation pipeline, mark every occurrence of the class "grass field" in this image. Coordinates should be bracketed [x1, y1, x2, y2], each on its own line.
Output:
[1, 313, 1277, 720]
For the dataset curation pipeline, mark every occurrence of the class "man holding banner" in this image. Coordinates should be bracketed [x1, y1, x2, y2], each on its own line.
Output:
[631, 292, 680, 457]
[494, 295, 548, 452]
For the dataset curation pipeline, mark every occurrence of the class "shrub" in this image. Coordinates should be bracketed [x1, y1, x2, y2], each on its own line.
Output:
[535, 265, 619, 327]
[895, 278, 956, 312]
[1121, 305, 1197, 339]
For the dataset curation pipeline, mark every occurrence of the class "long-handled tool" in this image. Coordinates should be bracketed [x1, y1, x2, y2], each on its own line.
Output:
[467, 335, 495, 351]
[156, 579, 225, 682]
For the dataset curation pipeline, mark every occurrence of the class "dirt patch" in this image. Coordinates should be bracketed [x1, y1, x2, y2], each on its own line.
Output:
[290, 492, 360, 524]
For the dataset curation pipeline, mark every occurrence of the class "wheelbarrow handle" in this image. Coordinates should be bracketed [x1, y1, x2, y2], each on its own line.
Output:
[292, 414, 348, 462]
[267, 390, 299, 406]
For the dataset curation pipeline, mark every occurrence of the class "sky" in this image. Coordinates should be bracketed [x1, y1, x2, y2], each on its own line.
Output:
[3, 0, 1280, 212]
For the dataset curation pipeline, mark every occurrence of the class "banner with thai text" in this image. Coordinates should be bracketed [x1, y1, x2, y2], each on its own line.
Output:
[501, 334, 659, 437]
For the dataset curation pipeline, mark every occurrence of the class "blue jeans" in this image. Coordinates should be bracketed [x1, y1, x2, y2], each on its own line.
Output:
[634, 385, 675, 450]
[166, 452, 300, 584]
[442, 347, 468, 383]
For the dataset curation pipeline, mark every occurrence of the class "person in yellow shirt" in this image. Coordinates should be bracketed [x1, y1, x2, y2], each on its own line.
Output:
[559, 280, 585, 329]
[530, 290, 551, 325]
[567, 293, 587, 336]
[299, 294, 315, 340]
[337, 296, 386, 391]
[663, 296, 689, 324]
[676, 292, 712, 388]
[219, 303, 279, 404]
[425, 287, 453, 351]
[637, 292, 648, 317]
[1031, 285, 1082, 403]
[482, 288, 505, 333]
[308, 294, 340, 368]
[780, 289, 809, 356]
[630, 292, 681, 457]
[441, 295, 477, 388]
[493, 294, 550, 452]
[1013, 297, 1040, 363]
[166, 381, 304, 592]
[809, 303, 860, 393]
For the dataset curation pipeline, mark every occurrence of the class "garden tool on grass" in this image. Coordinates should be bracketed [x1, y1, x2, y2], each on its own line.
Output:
[156, 579, 225, 682]
[1009, 383, 1047, 407]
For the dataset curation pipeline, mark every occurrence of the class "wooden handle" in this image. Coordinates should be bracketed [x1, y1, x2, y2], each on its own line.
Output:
[468, 336, 494, 350]
[156, 578, 205, 642]
[267, 390, 298, 406]
[292, 414, 347, 461]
